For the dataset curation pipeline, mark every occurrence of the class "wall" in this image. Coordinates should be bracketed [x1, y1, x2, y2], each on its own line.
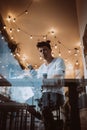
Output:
[76, 0, 87, 79]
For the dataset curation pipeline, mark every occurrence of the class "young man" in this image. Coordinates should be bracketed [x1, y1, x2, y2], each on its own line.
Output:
[37, 40, 65, 130]
[29, 40, 66, 130]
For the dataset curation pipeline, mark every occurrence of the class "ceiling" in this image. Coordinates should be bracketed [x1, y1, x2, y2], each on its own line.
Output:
[0, 0, 83, 77]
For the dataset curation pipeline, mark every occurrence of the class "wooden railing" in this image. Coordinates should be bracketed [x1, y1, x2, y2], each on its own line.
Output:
[0, 77, 87, 130]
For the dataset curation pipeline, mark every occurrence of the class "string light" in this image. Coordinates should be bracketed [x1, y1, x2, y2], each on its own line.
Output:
[3, 25, 6, 29]
[68, 49, 71, 53]
[17, 28, 20, 32]
[75, 60, 79, 65]
[6, 16, 11, 22]
[10, 28, 13, 33]
[11, 36, 14, 40]
[43, 35, 47, 40]
[16, 53, 20, 57]
[13, 18, 16, 22]
[25, 10, 28, 14]
[65, 58, 68, 62]
[30, 35, 33, 39]
[1, 36, 4, 40]
[58, 51, 61, 56]
[0, 13, 82, 70]
[51, 31, 55, 35]
[0, 23, 81, 69]
[74, 48, 78, 56]
[40, 56, 42, 60]
[52, 51, 54, 57]
[54, 44, 57, 49]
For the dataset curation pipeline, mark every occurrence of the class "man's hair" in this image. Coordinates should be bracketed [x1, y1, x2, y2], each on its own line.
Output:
[36, 40, 51, 49]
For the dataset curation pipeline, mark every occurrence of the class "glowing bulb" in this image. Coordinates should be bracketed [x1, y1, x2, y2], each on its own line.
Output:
[30, 35, 33, 39]
[13, 18, 16, 22]
[65, 58, 68, 62]
[7, 16, 11, 22]
[68, 49, 71, 53]
[74, 53, 77, 56]
[51, 31, 55, 35]
[40, 56, 42, 60]
[52, 52, 54, 57]
[59, 52, 61, 56]
[11, 36, 14, 39]
[75, 60, 79, 65]
[3, 25, 6, 29]
[1, 36, 4, 39]
[43, 35, 47, 40]
[16, 53, 20, 57]
[54, 44, 57, 49]
[17, 28, 20, 32]
[77, 49, 79, 53]
[10, 28, 12, 33]
[25, 10, 28, 14]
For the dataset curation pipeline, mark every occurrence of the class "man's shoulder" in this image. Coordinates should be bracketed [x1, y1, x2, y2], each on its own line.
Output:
[55, 57, 64, 62]
[38, 63, 45, 70]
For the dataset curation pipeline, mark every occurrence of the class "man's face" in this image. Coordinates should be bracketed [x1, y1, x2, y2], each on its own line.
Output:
[38, 46, 51, 60]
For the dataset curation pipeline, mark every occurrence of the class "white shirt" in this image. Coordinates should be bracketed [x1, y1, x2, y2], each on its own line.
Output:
[37, 57, 65, 95]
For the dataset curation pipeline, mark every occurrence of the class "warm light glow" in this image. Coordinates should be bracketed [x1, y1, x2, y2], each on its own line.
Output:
[13, 18, 16, 22]
[75, 60, 79, 65]
[74, 48, 79, 56]
[75, 53, 78, 56]
[10, 28, 12, 33]
[3, 25, 6, 29]
[17, 28, 20, 32]
[68, 49, 71, 53]
[6, 16, 11, 22]
[1, 36, 4, 40]
[30, 35, 33, 39]
[58, 51, 61, 56]
[54, 44, 57, 49]
[77, 49, 79, 53]
[52, 52, 54, 57]
[51, 31, 55, 35]
[40, 56, 42, 60]
[16, 53, 20, 57]
[43, 35, 47, 40]
[1, 14, 82, 75]
[11, 36, 14, 39]
[49, 28, 57, 36]
[65, 58, 68, 62]
[25, 10, 28, 14]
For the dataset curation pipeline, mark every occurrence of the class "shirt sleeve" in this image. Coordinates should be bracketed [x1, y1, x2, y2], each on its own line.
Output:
[54, 58, 65, 76]
[37, 65, 44, 78]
